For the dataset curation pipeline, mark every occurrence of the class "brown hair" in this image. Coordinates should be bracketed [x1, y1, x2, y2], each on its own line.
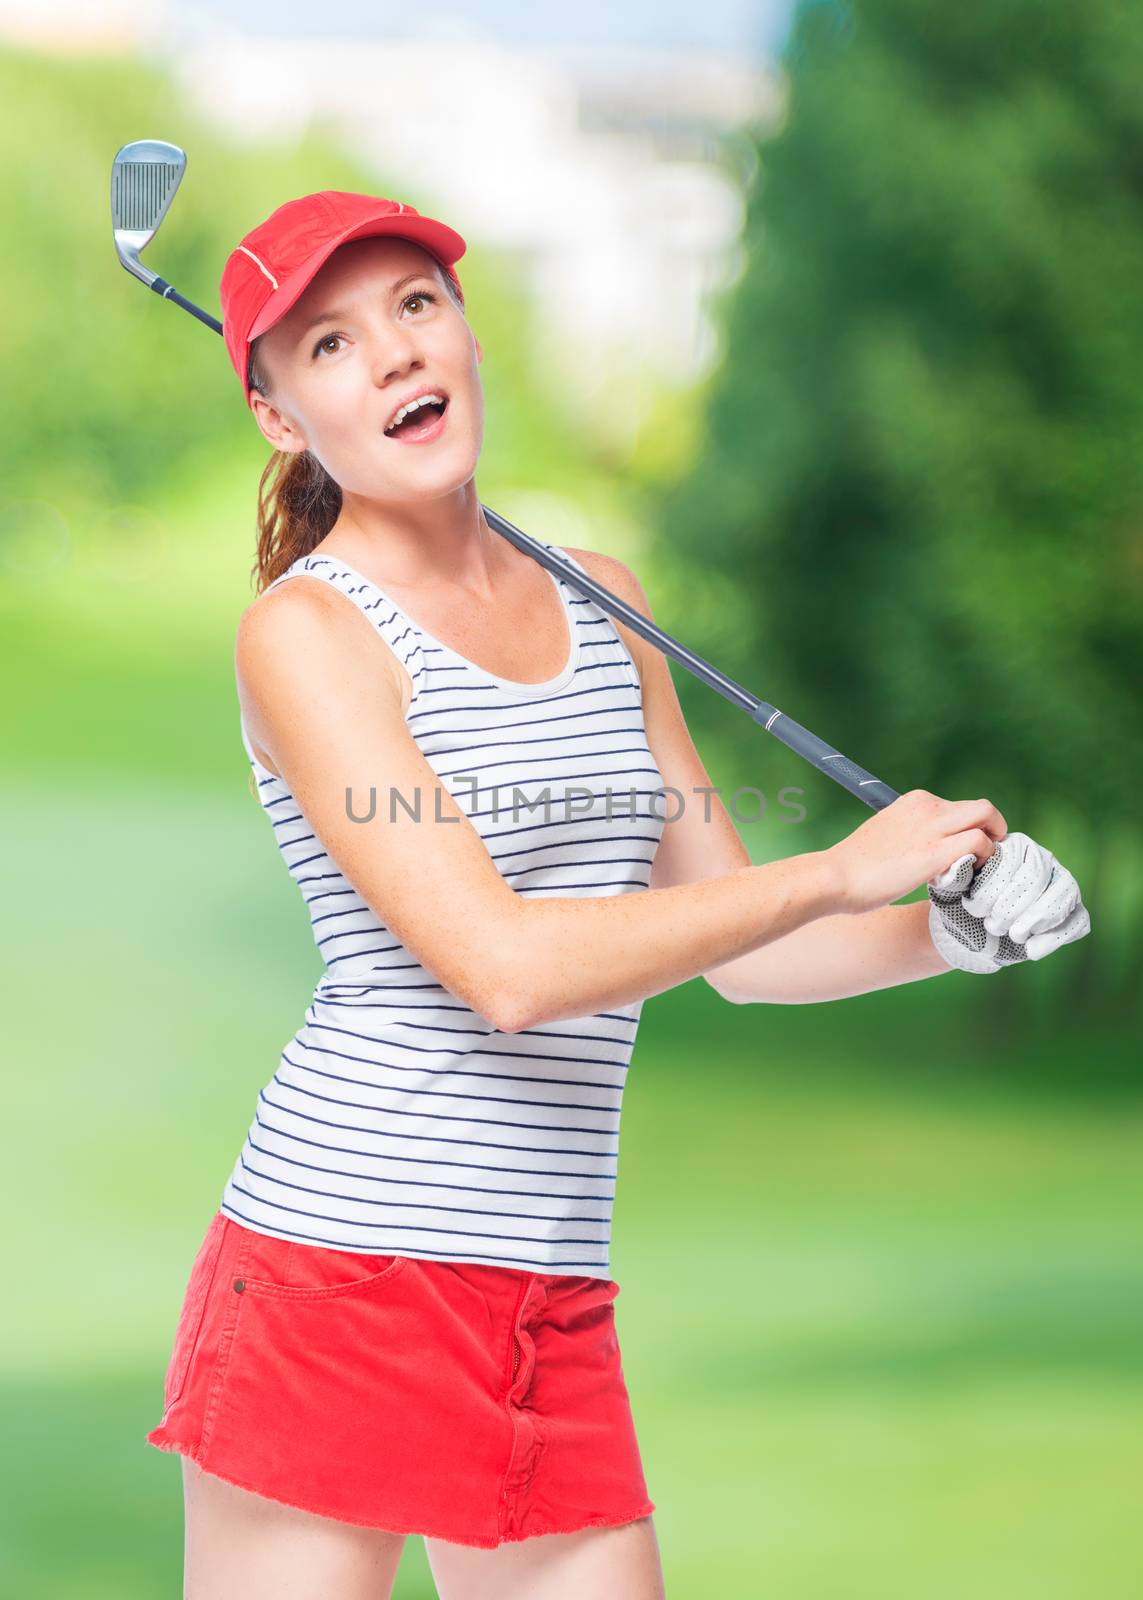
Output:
[247, 260, 465, 594]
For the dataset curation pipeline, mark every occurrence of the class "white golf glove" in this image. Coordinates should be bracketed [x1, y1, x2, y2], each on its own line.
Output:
[926, 830, 1091, 976]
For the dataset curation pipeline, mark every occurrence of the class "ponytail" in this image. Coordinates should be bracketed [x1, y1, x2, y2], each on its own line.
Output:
[247, 337, 342, 594]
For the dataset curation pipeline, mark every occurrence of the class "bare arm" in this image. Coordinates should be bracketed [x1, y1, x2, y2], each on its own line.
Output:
[567, 548, 956, 1005]
[235, 574, 845, 1035]
[705, 900, 955, 1003]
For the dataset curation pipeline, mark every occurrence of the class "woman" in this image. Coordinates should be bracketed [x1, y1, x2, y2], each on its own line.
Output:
[144, 190, 1089, 1598]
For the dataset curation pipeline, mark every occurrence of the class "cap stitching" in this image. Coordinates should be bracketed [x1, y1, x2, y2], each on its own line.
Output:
[237, 245, 280, 290]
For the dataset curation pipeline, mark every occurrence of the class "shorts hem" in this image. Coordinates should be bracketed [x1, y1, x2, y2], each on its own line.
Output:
[144, 1428, 499, 1549]
[145, 1429, 654, 1549]
[496, 1499, 658, 1545]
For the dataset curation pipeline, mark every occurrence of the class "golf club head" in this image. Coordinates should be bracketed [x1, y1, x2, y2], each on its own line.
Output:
[111, 139, 187, 286]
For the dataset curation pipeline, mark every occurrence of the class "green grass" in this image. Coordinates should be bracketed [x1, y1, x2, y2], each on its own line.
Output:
[3, 772, 1140, 1597]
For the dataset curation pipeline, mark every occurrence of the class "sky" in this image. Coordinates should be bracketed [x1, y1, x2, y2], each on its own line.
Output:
[173, 0, 797, 56]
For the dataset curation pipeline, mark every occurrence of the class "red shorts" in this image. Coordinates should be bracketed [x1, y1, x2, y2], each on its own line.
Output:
[145, 1211, 656, 1548]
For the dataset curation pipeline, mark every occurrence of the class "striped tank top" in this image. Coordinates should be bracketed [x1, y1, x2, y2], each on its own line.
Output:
[219, 538, 666, 1277]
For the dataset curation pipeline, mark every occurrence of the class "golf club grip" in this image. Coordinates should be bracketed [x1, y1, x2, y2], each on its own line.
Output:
[168, 284, 902, 814]
[150, 276, 223, 334]
[747, 707, 900, 811]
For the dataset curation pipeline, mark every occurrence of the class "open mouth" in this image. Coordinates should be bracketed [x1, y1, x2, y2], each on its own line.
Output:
[383, 395, 450, 444]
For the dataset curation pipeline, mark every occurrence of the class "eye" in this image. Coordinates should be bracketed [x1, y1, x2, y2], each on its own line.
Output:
[310, 288, 439, 360]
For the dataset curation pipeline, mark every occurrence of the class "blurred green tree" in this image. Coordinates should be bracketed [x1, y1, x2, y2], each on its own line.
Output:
[659, 0, 1143, 1027]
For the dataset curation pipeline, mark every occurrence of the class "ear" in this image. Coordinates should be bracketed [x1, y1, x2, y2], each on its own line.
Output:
[250, 391, 309, 454]
[475, 337, 483, 364]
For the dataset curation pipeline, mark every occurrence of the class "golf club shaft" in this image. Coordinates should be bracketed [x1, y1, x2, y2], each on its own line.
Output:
[483, 506, 900, 809]
[153, 279, 902, 813]
[149, 275, 223, 333]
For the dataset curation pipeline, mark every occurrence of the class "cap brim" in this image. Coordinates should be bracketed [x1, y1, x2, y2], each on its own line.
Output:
[248, 210, 467, 343]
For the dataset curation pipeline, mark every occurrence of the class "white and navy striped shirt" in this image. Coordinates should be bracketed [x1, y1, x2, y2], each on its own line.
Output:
[219, 539, 665, 1276]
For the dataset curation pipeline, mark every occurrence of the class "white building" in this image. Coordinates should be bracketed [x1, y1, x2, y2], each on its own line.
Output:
[163, 18, 782, 412]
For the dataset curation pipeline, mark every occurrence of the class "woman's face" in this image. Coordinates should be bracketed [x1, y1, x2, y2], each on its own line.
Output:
[250, 235, 483, 505]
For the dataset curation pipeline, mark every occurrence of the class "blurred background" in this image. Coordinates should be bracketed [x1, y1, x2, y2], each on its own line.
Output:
[1, 0, 1140, 1594]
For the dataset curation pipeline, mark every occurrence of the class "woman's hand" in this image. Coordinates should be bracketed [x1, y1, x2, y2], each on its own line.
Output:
[927, 831, 1091, 975]
[824, 789, 1008, 916]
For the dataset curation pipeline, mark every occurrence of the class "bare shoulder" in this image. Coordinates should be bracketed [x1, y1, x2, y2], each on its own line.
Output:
[556, 545, 654, 684]
[237, 572, 322, 638]
[235, 575, 407, 768]
[236, 571, 351, 657]
[558, 545, 647, 598]
[237, 578, 338, 702]
[237, 576, 404, 691]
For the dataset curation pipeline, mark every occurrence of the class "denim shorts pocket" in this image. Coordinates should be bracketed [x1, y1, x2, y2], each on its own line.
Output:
[163, 1211, 227, 1410]
[238, 1229, 409, 1301]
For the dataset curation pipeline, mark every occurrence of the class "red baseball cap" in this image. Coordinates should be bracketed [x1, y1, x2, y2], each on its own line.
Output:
[220, 191, 468, 408]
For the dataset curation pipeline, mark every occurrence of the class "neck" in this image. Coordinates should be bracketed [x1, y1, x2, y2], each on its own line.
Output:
[329, 481, 507, 597]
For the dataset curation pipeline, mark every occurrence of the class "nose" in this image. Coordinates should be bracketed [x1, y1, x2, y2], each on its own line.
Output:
[368, 322, 424, 389]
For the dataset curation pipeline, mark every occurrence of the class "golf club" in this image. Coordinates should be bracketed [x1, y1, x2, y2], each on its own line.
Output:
[111, 136, 1023, 964]
[112, 139, 224, 332]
